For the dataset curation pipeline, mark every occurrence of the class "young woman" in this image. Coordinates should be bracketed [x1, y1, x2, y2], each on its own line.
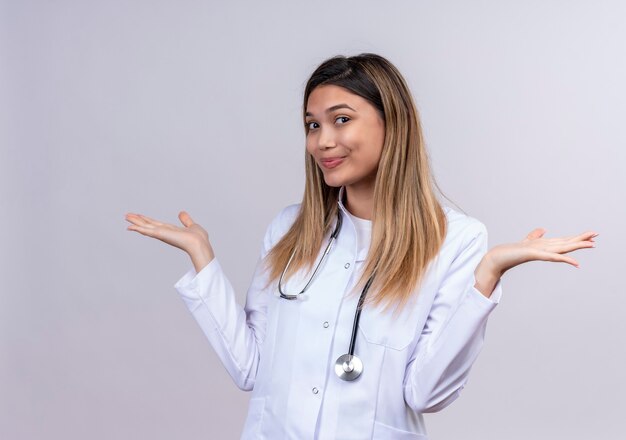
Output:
[125, 53, 597, 439]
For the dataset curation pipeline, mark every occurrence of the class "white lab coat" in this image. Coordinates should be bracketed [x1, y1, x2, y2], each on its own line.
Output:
[174, 186, 502, 439]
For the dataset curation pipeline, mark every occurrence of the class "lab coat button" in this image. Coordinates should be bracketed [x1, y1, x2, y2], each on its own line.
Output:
[312, 387, 319, 394]
[344, 262, 350, 269]
[323, 321, 329, 328]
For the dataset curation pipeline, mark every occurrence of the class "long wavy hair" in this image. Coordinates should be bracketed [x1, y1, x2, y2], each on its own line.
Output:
[263, 53, 451, 315]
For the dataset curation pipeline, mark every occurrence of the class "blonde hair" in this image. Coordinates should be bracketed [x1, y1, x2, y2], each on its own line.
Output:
[263, 53, 450, 316]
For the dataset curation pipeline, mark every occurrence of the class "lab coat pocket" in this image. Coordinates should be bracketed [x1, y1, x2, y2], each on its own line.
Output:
[356, 258, 437, 352]
[372, 421, 428, 439]
[352, 259, 421, 351]
[358, 302, 420, 351]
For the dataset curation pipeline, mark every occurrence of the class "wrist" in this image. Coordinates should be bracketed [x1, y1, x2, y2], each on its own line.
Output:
[188, 240, 215, 273]
[480, 250, 503, 276]
[474, 252, 503, 298]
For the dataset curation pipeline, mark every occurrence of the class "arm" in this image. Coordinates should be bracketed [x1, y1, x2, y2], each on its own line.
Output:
[403, 223, 503, 413]
[173, 209, 283, 391]
[474, 252, 503, 299]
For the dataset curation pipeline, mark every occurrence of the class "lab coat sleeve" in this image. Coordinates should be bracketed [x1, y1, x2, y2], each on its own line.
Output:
[172, 208, 285, 391]
[403, 222, 503, 413]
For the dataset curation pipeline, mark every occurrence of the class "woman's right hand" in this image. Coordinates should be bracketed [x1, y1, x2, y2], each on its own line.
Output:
[124, 211, 215, 268]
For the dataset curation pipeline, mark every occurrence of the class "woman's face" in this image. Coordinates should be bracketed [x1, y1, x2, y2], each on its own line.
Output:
[305, 85, 385, 190]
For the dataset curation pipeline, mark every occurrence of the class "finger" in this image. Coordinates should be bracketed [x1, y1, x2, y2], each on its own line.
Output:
[125, 213, 151, 227]
[536, 250, 580, 267]
[178, 211, 195, 227]
[127, 224, 157, 237]
[544, 236, 595, 246]
[538, 231, 597, 247]
[582, 231, 599, 240]
[545, 240, 595, 255]
[560, 231, 599, 243]
[136, 213, 163, 226]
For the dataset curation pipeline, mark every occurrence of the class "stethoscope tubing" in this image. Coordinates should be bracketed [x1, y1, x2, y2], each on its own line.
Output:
[277, 209, 343, 300]
[276, 204, 376, 381]
[348, 274, 375, 356]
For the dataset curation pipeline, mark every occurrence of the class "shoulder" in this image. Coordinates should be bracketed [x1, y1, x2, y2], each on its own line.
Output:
[263, 202, 302, 246]
[441, 205, 489, 254]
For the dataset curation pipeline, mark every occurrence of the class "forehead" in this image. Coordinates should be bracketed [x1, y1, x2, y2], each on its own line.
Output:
[306, 84, 365, 110]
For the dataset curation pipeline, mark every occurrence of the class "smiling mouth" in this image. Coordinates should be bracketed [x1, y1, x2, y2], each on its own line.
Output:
[320, 157, 346, 169]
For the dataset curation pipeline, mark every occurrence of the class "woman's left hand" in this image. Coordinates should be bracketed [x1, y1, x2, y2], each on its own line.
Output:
[486, 228, 598, 277]
[474, 228, 598, 298]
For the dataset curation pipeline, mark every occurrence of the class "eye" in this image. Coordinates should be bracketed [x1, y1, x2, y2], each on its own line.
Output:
[305, 121, 318, 130]
[305, 116, 350, 131]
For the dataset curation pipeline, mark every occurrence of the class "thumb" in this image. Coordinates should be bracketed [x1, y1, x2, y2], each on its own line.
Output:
[525, 227, 547, 240]
[178, 211, 195, 228]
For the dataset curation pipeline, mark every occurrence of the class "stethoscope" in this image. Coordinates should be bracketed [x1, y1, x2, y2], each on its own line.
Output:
[276, 206, 376, 381]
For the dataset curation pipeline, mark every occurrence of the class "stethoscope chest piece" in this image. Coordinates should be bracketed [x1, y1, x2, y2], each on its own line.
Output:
[334, 353, 363, 381]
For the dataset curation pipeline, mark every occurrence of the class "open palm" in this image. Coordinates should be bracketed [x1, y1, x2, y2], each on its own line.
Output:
[124, 211, 209, 253]
[489, 228, 598, 275]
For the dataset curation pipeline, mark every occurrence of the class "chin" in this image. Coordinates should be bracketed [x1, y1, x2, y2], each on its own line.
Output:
[322, 174, 347, 188]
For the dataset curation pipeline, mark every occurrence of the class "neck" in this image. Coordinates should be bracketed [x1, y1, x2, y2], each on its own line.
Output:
[343, 182, 374, 220]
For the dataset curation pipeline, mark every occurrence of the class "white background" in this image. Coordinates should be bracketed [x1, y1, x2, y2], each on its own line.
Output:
[1, 0, 623, 438]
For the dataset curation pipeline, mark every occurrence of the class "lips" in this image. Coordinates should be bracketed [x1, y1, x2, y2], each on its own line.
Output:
[320, 157, 346, 169]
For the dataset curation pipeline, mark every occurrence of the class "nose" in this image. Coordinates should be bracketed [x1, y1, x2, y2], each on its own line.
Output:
[317, 126, 337, 150]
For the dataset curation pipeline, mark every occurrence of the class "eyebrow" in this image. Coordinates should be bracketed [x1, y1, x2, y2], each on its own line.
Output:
[305, 103, 356, 117]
